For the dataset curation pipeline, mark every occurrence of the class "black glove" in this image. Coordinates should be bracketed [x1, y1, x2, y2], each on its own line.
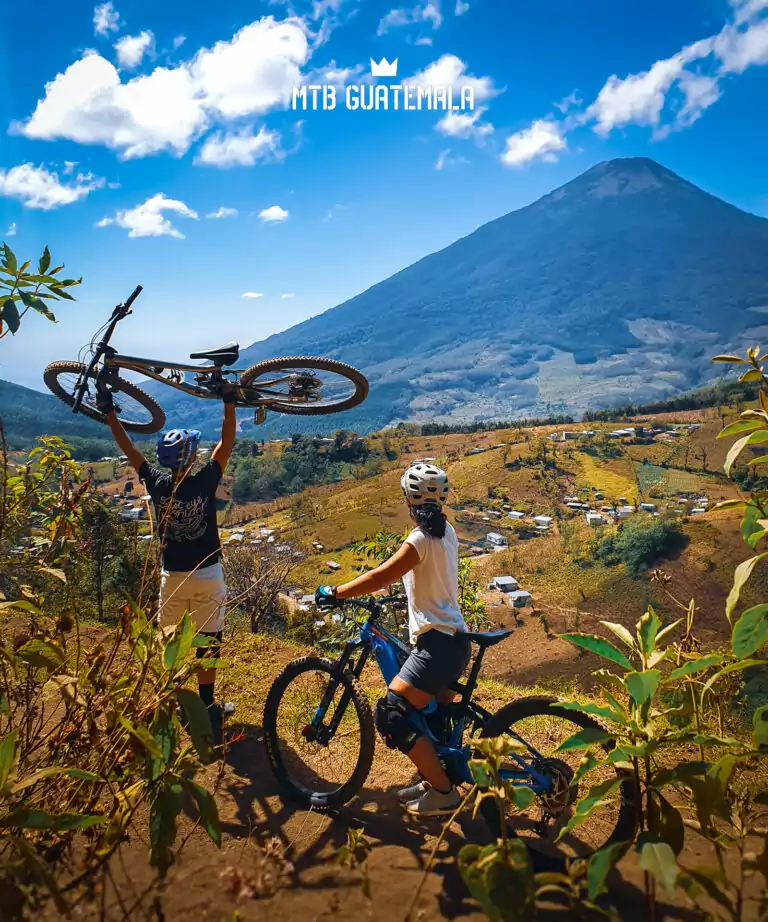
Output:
[315, 585, 340, 609]
[95, 384, 115, 414]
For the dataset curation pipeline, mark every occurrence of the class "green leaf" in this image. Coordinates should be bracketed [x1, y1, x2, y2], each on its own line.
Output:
[717, 419, 765, 438]
[703, 658, 766, 697]
[458, 838, 536, 922]
[2, 298, 20, 334]
[740, 368, 766, 383]
[637, 607, 661, 658]
[679, 867, 733, 913]
[163, 612, 195, 674]
[17, 638, 65, 671]
[712, 354, 748, 364]
[587, 840, 629, 900]
[48, 285, 76, 301]
[625, 670, 661, 708]
[654, 618, 684, 648]
[38, 246, 50, 275]
[0, 810, 106, 831]
[0, 730, 18, 791]
[2, 243, 17, 273]
[732, 605, 768, 659]
[181, 778, 221, 847]
[753, 705, 768, 747]
[556, 700, 626, 724]
[665, 655, 727, 683]
[555, 777, 624, 842]
[148, 783, 184, 877]
[650, 793, 685, 855]
[503, 783, 536, 812]
[599, 621, 636, 650]
[727, 553, 768, 623]
[11, 766, 103, 793]
[117, 715, 163, 759]
[555, 727, 614, 752]
[175, 689, 213, 763]
[651, 761, 709, 788]
[469, 760, 492, 788]
[638, 840, 678, 898]
[725, 434, 757, 476]
[558, 634, 633, 671]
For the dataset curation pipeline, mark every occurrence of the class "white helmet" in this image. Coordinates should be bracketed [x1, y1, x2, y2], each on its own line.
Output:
[400, 462, 449, 507]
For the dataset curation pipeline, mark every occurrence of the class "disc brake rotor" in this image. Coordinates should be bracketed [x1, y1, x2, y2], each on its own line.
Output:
[537, 758, 577, 815]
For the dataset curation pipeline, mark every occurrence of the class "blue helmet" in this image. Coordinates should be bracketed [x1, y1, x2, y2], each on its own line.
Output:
[157, 429, 201, 470]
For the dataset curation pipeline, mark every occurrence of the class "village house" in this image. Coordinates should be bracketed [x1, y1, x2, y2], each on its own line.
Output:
[490, 576, 519, 592]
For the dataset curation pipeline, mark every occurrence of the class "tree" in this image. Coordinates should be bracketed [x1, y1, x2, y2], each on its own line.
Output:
[222, 542, 303, 632]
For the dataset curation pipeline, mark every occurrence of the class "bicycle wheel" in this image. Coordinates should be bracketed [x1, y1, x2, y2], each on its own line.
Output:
[43, 360, 166, 434]
[478, 696, 638, 867]
[263, 656, 375, 809]
[239, 356, 368, 416]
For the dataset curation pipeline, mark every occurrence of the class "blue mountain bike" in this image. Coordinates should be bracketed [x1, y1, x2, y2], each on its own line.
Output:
[263, 595, 637, 862]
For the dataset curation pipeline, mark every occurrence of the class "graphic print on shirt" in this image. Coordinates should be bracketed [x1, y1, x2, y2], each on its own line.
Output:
[156, 494, 209, 542]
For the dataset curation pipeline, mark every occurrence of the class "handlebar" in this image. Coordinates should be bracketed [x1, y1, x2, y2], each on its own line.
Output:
[339, 594, 407, 615]
[110, 285, 143, 320]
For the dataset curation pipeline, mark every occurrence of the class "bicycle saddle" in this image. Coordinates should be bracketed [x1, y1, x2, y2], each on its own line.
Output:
[465, 629, 514, 648]
[189, 342, 240, 366]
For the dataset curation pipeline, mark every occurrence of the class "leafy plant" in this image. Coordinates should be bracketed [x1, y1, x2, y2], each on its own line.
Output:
[0, 244, 80, 339]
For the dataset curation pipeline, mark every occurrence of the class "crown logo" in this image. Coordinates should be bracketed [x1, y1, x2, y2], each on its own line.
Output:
[370, 57, 398, 77]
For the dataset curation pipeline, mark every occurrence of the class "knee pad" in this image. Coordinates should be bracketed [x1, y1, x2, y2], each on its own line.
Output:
[374, 691, 420, 754]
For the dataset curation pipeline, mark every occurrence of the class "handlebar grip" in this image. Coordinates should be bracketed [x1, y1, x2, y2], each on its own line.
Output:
[124, 285, 143, 309]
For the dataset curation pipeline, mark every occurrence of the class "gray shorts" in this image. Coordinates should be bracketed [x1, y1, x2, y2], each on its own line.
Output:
[397, 629, 472, 695]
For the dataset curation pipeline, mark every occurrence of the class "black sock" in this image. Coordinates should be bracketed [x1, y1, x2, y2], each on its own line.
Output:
[198, 682, 215, 708]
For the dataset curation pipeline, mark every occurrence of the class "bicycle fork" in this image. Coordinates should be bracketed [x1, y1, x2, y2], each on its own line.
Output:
[304, 643, 369, 745]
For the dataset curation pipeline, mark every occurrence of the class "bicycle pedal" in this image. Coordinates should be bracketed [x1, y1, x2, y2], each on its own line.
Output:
[255, 407, 267, 425]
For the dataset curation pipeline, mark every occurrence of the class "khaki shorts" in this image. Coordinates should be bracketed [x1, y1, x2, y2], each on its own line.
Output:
[158, 562, 227, 634]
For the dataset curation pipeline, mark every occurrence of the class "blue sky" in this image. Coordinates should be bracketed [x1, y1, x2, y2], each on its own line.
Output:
[2, 0, 768, 389]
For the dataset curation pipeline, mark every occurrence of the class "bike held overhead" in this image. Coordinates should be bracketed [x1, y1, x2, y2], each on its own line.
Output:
[44, 285, 369, 433]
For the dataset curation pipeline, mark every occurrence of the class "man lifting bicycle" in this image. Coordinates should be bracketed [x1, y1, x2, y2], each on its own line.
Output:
[97, 384, 236, 751]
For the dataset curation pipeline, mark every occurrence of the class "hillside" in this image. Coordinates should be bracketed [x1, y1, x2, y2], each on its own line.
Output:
[0, 377, 106, 449]
[147, 156, 768, 438]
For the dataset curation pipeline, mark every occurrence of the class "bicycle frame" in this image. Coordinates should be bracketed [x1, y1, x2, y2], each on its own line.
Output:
[313, 599, 555, 794]
[72, 286, 325, 412]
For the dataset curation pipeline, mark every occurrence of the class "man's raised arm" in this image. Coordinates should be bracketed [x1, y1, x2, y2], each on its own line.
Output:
[211, 394, 236, 472]
[98, 390, 147, 473]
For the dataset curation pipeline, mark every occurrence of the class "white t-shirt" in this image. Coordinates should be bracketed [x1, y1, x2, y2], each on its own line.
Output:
[403, 522, 467, 644]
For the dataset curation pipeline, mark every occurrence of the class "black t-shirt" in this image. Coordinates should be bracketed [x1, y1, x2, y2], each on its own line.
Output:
[139, 459, 223, 572]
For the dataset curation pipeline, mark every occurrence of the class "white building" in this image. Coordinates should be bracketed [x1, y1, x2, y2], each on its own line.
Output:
[486, 532, 508, 548]
[640, 503, 657, 512]
[508, 590, 532, 608]
[532, 515, 553, 526]
[508, 511, 526, 520]
[326, 560, 342, 571]
[490, 576, 519, 592]
[586, 512, 606, 526]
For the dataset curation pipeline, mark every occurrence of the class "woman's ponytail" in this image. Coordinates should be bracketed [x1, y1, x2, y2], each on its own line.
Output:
[411, 502, 447, 539]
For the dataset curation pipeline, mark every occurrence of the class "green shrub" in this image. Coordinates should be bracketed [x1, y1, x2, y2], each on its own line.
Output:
[596, 518, 687, 577]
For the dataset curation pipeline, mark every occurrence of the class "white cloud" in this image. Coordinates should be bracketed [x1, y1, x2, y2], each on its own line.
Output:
[173, 35, 186, 50]
[553, 89, 582, 114]
[414, 36, 433, 46]
[586, 39, 717, 137]
[17, 17, 310, 159]
[242, 291, 264, 298]
[409, 54, 499, 104]
[281, 292, 296, 298]
[500, 120, 566, 168]
[62, 160, 78, 175]
[676, 71, 722, 127]
[259, 205, 289, 223]
[206, 206, 238, 219]
[94, 2, 120, 37]
[436, 106, 493, 140]
[730, 0, 768, 24]
[455, 0, 469, 14]
[0, 163, 104, 210]
[115, 31, 155, 68]
[195, 125, 283, 167]
[305, 59, 366, 87]
[378, 1, 442, 35]
[716, 16, 768, 72]
[5, 223, 16, 237]
[434, 148, 468, 169]
[98, 193, 198, 238]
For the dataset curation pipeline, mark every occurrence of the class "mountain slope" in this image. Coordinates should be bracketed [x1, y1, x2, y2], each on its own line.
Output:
[146, 158, 768, 436]
[0, 379, 105, 449]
